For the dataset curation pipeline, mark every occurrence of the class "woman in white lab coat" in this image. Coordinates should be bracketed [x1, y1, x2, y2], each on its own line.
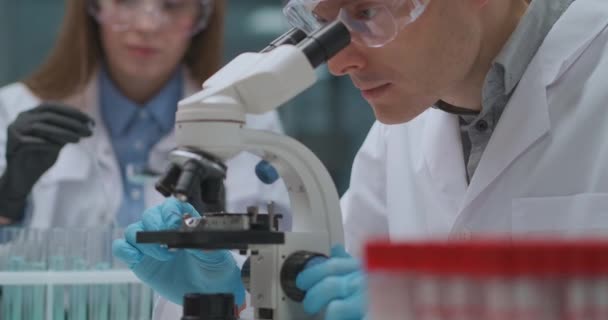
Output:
[0, 0, 288, 228]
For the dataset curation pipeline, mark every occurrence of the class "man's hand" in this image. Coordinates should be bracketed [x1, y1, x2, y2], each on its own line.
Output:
[297, 245, 367, 320]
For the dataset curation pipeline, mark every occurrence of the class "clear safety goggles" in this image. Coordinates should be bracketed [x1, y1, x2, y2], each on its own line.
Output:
[283, 0, 430, 47]
[88, 0, 213, 35]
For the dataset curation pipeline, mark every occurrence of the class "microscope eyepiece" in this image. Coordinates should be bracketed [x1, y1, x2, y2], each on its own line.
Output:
[297, 21, 351, 68]
[262, 28, 308, 52]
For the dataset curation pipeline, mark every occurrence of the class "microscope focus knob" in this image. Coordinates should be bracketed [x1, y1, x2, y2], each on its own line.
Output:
[280, 251, 327, 302]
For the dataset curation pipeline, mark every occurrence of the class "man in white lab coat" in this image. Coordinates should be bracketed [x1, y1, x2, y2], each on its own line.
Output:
[116, 0, 608, 319]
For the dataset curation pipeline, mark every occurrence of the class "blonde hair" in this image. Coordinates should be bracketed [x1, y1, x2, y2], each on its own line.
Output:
[24, 0, 225, 101]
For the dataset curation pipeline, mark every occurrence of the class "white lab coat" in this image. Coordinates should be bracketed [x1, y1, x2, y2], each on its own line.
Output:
[342, 0, 608, 258]
[0, 72, 289, 228]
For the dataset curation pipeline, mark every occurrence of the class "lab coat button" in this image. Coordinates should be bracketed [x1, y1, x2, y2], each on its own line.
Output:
[475, 120, 489, 132]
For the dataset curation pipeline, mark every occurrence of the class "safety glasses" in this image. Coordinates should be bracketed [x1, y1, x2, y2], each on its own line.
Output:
[88, 0, 213, 36]
[283, 0, 430, 47]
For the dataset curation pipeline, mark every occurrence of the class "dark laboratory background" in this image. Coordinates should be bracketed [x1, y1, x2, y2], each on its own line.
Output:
[0, 0, 375, 196]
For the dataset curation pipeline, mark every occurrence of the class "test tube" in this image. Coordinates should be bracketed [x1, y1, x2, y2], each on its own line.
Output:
[0, 227, 18, 320]
[111, 227, 129, 320]
[510, 244, 550, 320]
[86, 228, 112, 320]
[412, 274, 441, 320]
[556, 246, 586, 320]
[368, 272, 412, 320]
[564, 276, 590, 319]
[69, 229, 88, 320]
[129, 283, 139, 319]
[440, 275, 472, 320]
[510, 276, 540, 320]
[27, 229, 47, 320]
[49, 228, 68, 320]
[138, 285, 153, 320]
[9, 228, 35, 320]
[21, 231, 33, 320]
[111, 284, 129, 319]
[589, 246, 608, 320]
[90, 262, 111, 320]
[8, 255, 25, 320]
[592, 275, 608, 319]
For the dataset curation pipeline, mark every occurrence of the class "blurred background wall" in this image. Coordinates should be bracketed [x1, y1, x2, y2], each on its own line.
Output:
[0, 0, 375, 196]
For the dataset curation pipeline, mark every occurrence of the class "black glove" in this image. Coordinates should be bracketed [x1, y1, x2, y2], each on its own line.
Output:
[0, 103, 94, 222]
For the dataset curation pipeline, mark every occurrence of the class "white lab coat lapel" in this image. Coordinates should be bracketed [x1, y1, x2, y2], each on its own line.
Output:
[455, 0, 608, 224]
[538, 0, 608, 84]
[461, 60, 550, 210]
[421, 109, 468, 221]
[64, 75, 123, 225]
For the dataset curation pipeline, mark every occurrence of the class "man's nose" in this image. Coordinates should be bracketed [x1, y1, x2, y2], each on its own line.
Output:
[327, 43, 367, 76]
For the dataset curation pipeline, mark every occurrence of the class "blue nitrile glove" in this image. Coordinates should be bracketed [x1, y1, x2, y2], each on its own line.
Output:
[296, 245, 367, 320]
[112, 198, 245, 306]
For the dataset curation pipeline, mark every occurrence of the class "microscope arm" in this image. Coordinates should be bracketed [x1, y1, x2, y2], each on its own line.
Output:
[174, 117, 344, 245]
[241, 129, 344, 247]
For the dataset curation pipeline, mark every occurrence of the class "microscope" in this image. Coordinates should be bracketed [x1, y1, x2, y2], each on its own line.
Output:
[137, 21, 351, 320]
